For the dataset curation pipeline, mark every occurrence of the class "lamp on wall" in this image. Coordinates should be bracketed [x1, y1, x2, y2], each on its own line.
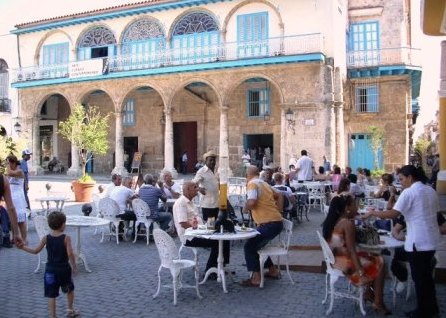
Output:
[14, 121, 22, 134]
[263, 110, 270, 123]
[285, 108, 295, 134]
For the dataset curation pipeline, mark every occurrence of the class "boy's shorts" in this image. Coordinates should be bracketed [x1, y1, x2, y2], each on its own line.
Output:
[44, 268, 74, 298]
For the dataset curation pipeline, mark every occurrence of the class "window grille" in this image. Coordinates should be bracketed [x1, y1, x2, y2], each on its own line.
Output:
[123, 99, 135, 126]
[247, 88, 270, 118]
[354, 78, 379, 113]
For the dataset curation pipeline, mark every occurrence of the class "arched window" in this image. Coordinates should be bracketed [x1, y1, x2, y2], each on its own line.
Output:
[0, 59, 9, 99]
[121, 18, 166, 58]
[171, 12, 220, 64]
[77, 26, 116, 60]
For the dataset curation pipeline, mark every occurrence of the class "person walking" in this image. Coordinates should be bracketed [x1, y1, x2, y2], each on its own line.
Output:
[20, 149, 32, 210]
[181, 151, 188, 174]
[295, 150, 314, 182]
[19, 212, 79, 318]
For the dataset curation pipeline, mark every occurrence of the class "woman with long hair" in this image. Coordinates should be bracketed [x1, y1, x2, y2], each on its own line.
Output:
[5, 154, 28, 244]
[322, 194, 389, 315]
[363, 165, 440, 317]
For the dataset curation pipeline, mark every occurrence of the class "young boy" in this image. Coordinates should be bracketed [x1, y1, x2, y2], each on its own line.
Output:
[19, 212, 79, 318]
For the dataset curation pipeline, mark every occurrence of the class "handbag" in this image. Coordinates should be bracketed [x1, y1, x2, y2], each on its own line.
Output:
[356, 225, 380, 245]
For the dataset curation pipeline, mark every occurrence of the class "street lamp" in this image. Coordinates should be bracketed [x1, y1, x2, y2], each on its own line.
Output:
[263, 110, 270, 123]
[14, 122, 22, 134]
[285, 108, 295, 134]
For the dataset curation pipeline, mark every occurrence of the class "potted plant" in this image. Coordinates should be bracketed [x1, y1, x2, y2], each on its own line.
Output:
[58, 103, 110, 202]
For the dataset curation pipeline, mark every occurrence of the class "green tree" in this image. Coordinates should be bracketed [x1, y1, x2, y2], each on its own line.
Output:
[368, 126, 385, 171]
[58, 103, 110, 180]
[0, 135, 27, 174]
[414, 137, 433, 170]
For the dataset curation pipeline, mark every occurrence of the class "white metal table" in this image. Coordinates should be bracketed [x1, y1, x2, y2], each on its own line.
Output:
[35, 196, 67, 215]
[66, 215, 110, 272]
[185, 227, 259, 293]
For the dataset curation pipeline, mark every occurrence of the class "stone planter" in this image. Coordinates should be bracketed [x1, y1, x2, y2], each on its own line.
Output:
[71, 180, 96, 202]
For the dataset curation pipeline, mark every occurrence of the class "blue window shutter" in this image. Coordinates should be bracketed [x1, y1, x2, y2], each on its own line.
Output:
[123, 99, 135, 126]
[77, 47, 91, 60]
[42, 42, 69, 65]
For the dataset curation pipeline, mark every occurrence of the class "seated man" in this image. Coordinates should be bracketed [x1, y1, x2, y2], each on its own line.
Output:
[241, 166, 283, 287]
[104, 174, 122, 198]
[159, 170, 181, 199]
[109, 176, 137, 212]
[138, 174, 171, 231]
[272, 172, 296, 219]
[173, 181, 230, 276]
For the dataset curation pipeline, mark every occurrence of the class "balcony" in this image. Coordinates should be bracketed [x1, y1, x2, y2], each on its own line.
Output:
[0, 98, 11, 113]
[12, 33, 324, 85]
[347, 47, 421, 68]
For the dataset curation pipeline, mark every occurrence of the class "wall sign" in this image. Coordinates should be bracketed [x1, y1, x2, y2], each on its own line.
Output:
[69, 58, 109, 79]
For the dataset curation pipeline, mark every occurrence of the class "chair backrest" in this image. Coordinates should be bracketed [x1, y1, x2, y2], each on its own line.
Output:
[92, 194, 102, 216]
[33, 215, 50, 240]
[316, 231, 335, 270]
[98, 197, 121, 218]
[132, 198, 151, 219]
[153, 229, 178, 267]
[279, 218, 294, 250]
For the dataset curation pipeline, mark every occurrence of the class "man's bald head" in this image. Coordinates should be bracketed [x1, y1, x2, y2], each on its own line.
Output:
[246, 165, 259, 179]
[182, 181, 199, 200]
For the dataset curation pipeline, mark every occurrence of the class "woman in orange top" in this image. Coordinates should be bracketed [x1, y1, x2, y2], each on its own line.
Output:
[322, 194, 390, 315]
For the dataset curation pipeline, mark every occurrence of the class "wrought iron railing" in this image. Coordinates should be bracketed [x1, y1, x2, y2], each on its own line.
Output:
[12, 33, 324, 82]
[347, 47, 421, 68]
[0, 98, 11, 113]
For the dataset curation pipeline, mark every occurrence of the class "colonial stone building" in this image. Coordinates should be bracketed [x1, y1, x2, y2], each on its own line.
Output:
[11, 0, 421, 176]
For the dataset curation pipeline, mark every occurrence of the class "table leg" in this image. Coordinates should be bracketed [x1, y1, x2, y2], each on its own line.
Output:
[75, 226, 92, 273]
[199, 240, 228, 293]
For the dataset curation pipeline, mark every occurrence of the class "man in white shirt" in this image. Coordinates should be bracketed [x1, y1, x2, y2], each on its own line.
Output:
[173, 181, 229, 273]
[295, 150, 314, 182]
[104, 174, 122, 198]
[109, 176, 137, 212]
[193, 150, 219, 221]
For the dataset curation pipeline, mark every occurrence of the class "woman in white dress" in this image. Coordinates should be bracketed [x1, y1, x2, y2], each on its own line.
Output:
[6, 154, 28, 244]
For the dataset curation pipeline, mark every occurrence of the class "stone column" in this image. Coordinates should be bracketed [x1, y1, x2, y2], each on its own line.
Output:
[437, 41, 446, 193]
[67, 144, 81, 177]
[163, 108, 177, 177]
[218, 105, 232, 178]
[336, 105, 346, 168]
[279, 105, 288, 171]
[30, 115, 44, 175]
[112, 111, 127, 176]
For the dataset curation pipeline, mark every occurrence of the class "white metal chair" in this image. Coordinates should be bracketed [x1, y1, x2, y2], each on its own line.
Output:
[305, 182, 325, 213]
[132, 198, 158, 245]
[258, 219, 295, 288]
[33, 215, 50, 273]
[98, 197, 126, 244]
[391, 260, 413, 307]
[152, 229, 202, 305]
[316, 231, 366, 316]
[92, 193, 104, 235]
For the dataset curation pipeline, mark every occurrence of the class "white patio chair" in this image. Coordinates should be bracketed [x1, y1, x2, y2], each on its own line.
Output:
[152, 229, 202, 305]
[258, 219, 295, 288]
[131, 198, 158, 245]
[316, 231, 365, 316]
[305, 182, 325, 213]
[92, 194, 104, 235]
[33, 215, 50, 273]
[98, 197, 125, 244]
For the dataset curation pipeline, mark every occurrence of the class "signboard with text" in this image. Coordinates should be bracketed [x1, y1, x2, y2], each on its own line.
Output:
[69, 58, 109, 79]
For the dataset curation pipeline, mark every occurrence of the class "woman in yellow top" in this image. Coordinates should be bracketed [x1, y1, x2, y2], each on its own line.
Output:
[241, 165, 283, 287]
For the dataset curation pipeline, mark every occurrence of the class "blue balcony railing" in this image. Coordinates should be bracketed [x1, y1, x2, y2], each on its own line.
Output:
[12, 33, 324, 83]
[347, 47, 421, 68]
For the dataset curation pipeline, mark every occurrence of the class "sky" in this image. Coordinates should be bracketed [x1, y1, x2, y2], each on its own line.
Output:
[0, 0, 444, 139]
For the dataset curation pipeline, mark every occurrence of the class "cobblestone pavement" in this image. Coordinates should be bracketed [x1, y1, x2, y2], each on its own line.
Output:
[1, 176, 445, 317]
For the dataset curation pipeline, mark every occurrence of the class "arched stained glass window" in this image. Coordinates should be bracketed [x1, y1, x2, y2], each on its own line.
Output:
[77, 26, 116, 60]
[79, 26, 116, 47]
[122, 19, 164, 42]
[173, 12, 219, 35]
[121, 18, 166, 57]
[171, 12, 220, 64]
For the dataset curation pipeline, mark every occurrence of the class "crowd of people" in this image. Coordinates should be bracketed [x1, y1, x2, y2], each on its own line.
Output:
[1, 145, 445, 318]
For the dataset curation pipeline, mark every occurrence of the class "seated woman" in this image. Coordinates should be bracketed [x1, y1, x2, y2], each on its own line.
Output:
[331, 166, 342, 192]
[374, 173, 397, 210]
[322, 194, 390, 315]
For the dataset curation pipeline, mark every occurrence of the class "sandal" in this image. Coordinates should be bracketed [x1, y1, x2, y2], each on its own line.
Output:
[240, 279, 260, 287]
[66, 309, 80, 317]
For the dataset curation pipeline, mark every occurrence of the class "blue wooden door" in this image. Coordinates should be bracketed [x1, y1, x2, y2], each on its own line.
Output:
[348, 134, 383, 171]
